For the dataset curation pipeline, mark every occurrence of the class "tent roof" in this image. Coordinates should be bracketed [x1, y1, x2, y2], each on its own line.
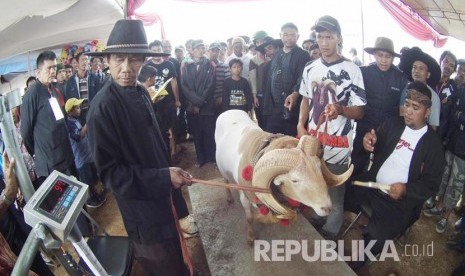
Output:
[0, 0, 123, 62]
[403, 0, 465, 40]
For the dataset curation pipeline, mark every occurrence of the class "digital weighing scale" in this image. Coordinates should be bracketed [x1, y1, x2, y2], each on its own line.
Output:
[24, 170, 88, 241]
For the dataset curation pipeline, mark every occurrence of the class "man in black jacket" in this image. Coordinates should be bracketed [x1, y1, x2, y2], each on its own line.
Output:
[346, 81, 445, 267]
[351, 37, 409, 176]
[65, 52, 103, 124]
[263, 22, 310, 136]
[181, 40, 216, 167]
[20, 50, 74, 185]
[87, 20, 193, 275]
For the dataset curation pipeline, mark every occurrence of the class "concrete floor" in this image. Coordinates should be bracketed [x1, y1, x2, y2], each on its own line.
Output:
[189, 181, 356, 276]
[52, 141, 463, 276]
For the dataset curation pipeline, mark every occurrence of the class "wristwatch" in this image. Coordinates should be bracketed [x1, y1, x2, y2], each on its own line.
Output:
[0, 190, 14, 206]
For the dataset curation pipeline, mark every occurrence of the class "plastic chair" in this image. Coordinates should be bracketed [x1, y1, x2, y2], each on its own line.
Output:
[86, 236, 133, 276]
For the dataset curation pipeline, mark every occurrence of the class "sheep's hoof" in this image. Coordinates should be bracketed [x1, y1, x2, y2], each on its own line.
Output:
[247, 235, 255, 246]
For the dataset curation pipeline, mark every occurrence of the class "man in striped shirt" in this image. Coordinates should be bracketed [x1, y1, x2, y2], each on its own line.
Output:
[208, 42, 231, 115]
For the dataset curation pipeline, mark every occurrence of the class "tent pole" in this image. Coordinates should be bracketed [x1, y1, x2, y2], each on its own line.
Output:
[27, 51, 31, 75]
[124, 0, 128, 19]
[360, 0, 365, 65]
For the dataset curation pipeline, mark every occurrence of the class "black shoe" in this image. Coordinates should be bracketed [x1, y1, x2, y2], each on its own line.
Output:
[453, 260, 465, 276]
[86, 194, 106, 208]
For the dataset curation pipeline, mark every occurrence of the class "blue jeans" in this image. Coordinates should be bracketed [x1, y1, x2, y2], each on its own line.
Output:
[77, 162, 98, 194]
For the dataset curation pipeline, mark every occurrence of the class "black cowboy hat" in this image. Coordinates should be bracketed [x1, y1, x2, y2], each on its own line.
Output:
[86, 20, 169, 57]
[255, 36, 284, 54]
[399, 47, 441, 88]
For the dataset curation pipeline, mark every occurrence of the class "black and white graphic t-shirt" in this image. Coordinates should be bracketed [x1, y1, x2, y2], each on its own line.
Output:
[222, 77, 253, 112]
[152, 61, 177, 103]
[300, 58, 366, 165]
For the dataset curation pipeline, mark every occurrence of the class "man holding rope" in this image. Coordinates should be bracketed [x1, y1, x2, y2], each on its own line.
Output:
[86, 20, 193, 275]
[297, 15, 366, 240]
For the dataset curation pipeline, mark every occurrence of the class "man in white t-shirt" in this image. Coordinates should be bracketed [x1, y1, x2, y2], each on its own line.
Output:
[345, 81, 445, 270]
[297, 15, 366, 239]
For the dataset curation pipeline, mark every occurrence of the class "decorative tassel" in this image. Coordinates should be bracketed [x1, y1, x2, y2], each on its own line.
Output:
[241, 164, 253, 181]
[300, 205, 309, 212]
[252, 196, 260, 204]
[259, 205, 269, 215]
[287, 198, 301, 208]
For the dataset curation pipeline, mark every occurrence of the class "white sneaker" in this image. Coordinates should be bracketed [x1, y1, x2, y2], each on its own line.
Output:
[179, 214, 199, 238]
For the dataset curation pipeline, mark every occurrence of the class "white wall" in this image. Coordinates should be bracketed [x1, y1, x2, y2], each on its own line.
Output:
[0, 73, 33, 96]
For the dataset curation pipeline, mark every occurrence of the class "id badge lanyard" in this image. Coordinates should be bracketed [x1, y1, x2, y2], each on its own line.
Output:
[48, 89, 64, 121]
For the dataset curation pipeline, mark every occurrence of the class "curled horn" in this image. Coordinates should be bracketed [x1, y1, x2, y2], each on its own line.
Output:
[297, 135, 322, 157]
[252, 148, 300, 220]
[321, 161, 354, 187]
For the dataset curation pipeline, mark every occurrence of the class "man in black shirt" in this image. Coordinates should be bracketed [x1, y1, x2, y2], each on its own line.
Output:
[87, 20, 193, 275]
[351, 37, 408, 176]
[148, 40, 180, 155]
[20, 51, 74, 184]
[263, 22, 310, 136]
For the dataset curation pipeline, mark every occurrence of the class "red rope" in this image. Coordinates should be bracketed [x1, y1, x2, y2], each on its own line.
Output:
[170, 193, 193, 276]
[312, 112, 329, 148]
[191, 178, 271, 194]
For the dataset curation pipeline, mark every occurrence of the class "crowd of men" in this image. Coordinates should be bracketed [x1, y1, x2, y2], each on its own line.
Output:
[0, 14, 464, 275]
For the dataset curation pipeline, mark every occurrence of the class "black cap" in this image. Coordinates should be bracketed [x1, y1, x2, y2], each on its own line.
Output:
[311, 15, 341, 35]
[192, 39, 205, 49]
[209, 42, 221, 50]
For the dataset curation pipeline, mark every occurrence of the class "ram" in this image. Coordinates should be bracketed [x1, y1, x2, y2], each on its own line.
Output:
[215, 110, 352, 244]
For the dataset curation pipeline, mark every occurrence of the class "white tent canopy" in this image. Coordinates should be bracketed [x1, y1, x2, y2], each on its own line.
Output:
[0, 0, 123, 63]
[404, 0, 465, 41]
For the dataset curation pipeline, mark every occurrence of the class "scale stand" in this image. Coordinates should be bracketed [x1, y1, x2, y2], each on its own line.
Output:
[0, 89, 108, 276]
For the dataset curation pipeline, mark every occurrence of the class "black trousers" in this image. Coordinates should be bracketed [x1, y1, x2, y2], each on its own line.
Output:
[351, 125, 371, 177]
[345, 184, 418, 256]
[173, 188, 189, 219]
[186, 113, 216, 165]
[255, 93, 266, 129]
[132, 237, 189, 276]
[265, 113, 298, 137]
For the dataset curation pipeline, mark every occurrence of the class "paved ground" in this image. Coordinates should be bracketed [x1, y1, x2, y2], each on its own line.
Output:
[189, 180, 356, 276]
[53, 140, 463, 276]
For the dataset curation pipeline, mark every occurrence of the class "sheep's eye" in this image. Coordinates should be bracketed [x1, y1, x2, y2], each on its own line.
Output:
[291, 179, 298, 183]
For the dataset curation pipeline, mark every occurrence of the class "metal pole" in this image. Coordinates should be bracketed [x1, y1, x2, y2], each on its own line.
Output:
[68, 224, 109, 276]
[3, 89, 81, 275]
[27, 51, 32, 76]
[0, 90, 35, 200]
[124, 0, 128, 19]
[11, 224, 47, 276]
[360, 0, 365, 65]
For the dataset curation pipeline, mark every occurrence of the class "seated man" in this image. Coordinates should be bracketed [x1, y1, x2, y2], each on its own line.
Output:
[345, 81, 445, 264]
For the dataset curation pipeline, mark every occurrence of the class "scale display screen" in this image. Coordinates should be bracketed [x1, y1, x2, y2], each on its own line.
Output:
[36, 178, 80, 223]
[24, 171, 88, 241]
